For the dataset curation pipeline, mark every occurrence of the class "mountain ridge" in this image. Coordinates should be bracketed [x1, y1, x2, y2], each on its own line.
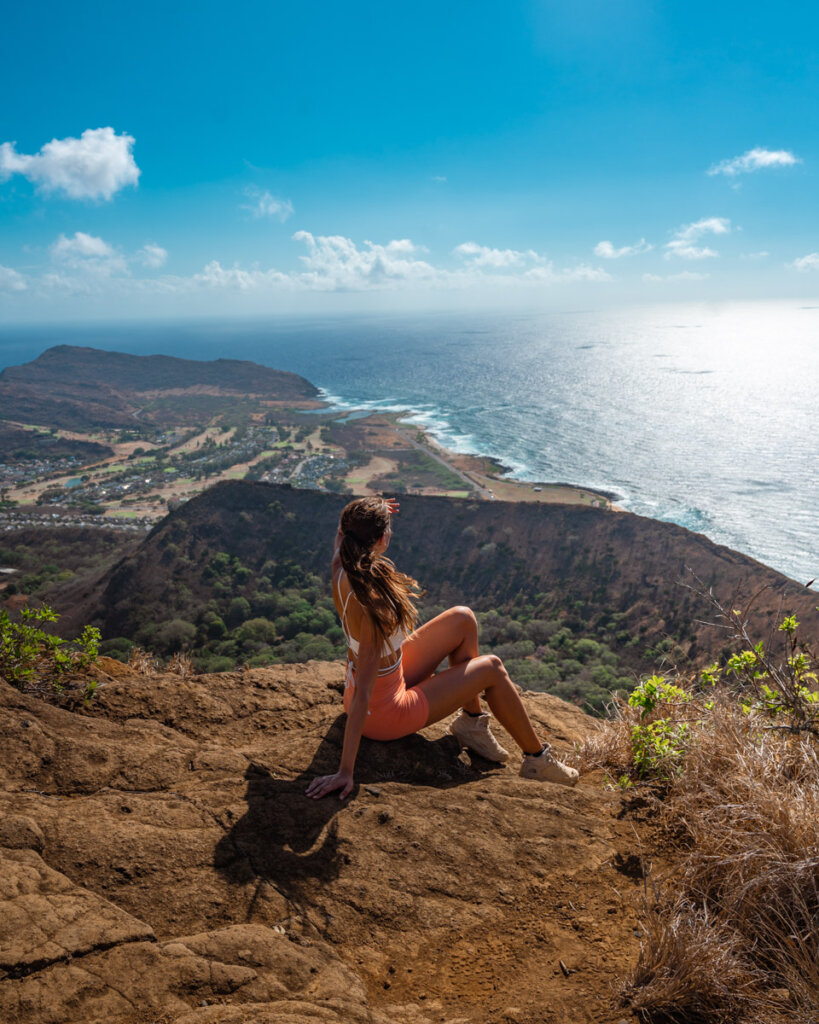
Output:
[0, 345, 318, 430]
[57, 480, 819, 687]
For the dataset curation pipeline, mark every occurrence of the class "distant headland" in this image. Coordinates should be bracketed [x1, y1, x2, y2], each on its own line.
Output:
[0, 345, 613, 527]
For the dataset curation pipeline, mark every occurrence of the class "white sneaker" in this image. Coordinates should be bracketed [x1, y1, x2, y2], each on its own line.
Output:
[519, 745, 579, 786]
[449, 710, 510, 763]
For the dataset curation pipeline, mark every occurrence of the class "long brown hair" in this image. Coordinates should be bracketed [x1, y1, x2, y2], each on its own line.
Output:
[338, 497, 421, 647]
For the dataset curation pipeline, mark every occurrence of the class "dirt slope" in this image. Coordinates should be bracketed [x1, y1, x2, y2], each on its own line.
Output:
[0, 660, 647, 1024]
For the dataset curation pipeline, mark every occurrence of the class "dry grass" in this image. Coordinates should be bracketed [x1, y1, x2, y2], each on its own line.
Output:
[127, 645, 159, 675]
[623, 900, 771, 1023]
[127, 646, 196, 677]
[583, 690, 819, 1023]
[577, 695, 636, 779]
[166, 650, 195, 677]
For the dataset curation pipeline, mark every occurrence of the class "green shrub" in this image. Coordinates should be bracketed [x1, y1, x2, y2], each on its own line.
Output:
[493, 639, 535, 660]
[237, 617, 278, 646]
[155, 618, 197, 652]
[194, 654, 236, 673]
[227, 596, 251, 627]
[0, 604, 100, 701]
[575, 638, 603, 662]
[100, 636, 135, 661]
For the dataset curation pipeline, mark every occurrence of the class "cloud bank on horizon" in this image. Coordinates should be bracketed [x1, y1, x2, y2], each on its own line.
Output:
[1, 1, 818, 319]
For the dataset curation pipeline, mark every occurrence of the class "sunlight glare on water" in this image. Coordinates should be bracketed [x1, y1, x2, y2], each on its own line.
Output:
[0, 300, 816, 583]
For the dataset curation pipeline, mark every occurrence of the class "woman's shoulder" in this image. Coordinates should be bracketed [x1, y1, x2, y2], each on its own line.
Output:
[332, 565, 354, 607]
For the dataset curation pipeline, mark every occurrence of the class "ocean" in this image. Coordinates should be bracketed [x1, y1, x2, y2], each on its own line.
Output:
[1, 301, 817, 586]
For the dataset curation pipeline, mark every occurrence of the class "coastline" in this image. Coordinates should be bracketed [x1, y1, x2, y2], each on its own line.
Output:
[309, 393, 618, 509]
[0, 354, 620, 530]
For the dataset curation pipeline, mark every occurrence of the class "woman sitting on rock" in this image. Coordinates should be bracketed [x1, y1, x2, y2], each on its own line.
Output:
[306, 496, 578, 800]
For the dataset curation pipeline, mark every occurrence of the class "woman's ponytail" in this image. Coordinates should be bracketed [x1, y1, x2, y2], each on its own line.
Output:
[338, 497, 421, 646]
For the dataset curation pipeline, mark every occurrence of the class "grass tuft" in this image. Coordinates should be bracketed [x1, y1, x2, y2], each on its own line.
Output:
[581, 603, 819, 1023]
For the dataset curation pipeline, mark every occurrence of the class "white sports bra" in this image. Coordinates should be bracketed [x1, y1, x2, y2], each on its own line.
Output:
[335, 569, 406, 674]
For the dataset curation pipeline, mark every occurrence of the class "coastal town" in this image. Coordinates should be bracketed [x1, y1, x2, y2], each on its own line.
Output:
[0, 417, 349, 529]
[1, 408, 613, 536]
[0, 347, 614, 536]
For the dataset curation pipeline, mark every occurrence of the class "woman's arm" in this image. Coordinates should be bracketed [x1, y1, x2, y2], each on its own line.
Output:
[306, 617, 380, 800]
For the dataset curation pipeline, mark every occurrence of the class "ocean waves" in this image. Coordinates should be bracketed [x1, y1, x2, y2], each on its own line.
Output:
[2, 302, 816, 585]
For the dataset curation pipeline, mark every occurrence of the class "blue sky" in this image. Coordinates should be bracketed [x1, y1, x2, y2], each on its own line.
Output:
[2, 0, 818, 319]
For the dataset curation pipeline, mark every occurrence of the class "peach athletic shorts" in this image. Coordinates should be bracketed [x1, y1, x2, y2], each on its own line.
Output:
[343, 659, 430, 741]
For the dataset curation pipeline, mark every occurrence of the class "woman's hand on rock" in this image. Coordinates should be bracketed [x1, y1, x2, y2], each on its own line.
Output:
[306, 770, 354, 800]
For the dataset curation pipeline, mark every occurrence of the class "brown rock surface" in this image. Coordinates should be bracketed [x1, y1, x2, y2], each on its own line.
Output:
[0, 662, 646, 1023]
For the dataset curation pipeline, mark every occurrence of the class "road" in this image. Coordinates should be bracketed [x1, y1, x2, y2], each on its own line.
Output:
[391, 426, 493, 499]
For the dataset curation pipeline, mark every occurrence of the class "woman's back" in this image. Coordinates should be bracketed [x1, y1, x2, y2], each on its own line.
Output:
[332, 567, 406, 673]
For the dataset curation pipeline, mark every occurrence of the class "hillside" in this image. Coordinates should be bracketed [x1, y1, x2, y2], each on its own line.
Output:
[0, 424, 114, 465]
[60, 482, 819, 691]
[0, 659, 645, 1024]
[0, 345, 318, 431]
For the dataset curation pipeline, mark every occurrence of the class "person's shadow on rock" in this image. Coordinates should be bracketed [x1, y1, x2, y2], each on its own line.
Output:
[214, 712, 499, 900]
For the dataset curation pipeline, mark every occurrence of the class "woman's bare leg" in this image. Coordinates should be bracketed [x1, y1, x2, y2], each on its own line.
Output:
[414, 654, 543, 755]
[402, 606, 482, 713]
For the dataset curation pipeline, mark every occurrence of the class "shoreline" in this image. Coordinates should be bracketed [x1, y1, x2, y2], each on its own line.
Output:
[309, 393, 618, 509]
[1, 357, 621, 526]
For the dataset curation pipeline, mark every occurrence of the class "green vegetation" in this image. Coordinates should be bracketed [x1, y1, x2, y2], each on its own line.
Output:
[94, 556, 634, 707]
[3, 488, 720, 709]
[10, 484, 815, 720]
[0, 603, 100, 702]
[601, 608, 819, 783]
[581, 608, 819, 1022]
[101, 550, 347, 673]
[626, 675, 692, 777]
[371, 449, 469, 493]
[0, 423, 113, 463]
[469, 606, 633, 712]
[0, 528, 135, 597]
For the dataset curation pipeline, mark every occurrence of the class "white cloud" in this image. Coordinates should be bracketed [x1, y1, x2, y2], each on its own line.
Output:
[0, 265, 27, 292]
[293, 232, 437, 289]
[525, 262, 612, 283]
[191, 261, 293, 291]
[0, 230, 615, 304]
[740, 251, 770, 260]
[594, 238, 652, 259]
[431, 175, 447, 183]
[788, 252, 819, 272]
[453, 242, 610, 281]
[137, 243, 168, 269]
[643, 271, 709, 283]
[177, 235, 611, 294]
[563, 264, 612, 282]
[708, 147, 800, 177]
[665, 217, 730, 260]
[242, 187, 294, 220]
[52, 232, 115, 259]
[0, 127, 140, 200]
[50, 231, 128, 276]
[454, 241, 538, 267]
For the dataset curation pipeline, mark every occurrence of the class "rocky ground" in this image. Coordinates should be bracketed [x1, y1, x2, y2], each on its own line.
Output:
[0, 660, 649, 1024]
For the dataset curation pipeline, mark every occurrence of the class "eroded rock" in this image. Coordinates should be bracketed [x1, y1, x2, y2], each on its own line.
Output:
[0, 666, 643, 1024]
